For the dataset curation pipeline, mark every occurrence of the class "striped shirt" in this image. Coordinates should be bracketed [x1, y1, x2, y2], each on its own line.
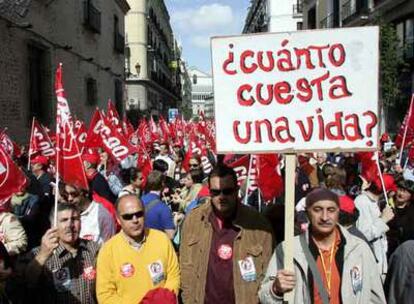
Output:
[25, 240, 100, 304]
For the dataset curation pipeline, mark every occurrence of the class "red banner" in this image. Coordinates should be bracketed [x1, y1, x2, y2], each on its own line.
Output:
[0, 146, 27, 200]
[55, 64, 89, 190]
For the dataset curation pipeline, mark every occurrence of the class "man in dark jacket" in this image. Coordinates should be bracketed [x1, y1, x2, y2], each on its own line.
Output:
[82, 152, 116, 204]
[386, 179, 414, 257]
[180, 165, 274, 304]
[384, 240, 414, 304]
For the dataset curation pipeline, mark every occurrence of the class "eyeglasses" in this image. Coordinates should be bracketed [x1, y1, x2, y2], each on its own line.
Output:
[189, 163, 199, 168]
[120, 211, 144, 221]
[210, 188, 236, 197]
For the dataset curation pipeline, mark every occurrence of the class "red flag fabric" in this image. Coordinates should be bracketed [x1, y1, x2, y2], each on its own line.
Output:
[55, 64, 89, 190]
[29, 119, 56, 160]
[355, 152, 382, 190]
[99, 114, 137, 163]
[395, 94, 414, 147]
[159, 116, 170, 143]
[224, 154, 250, 186]
[256, 154, 284, 202]
[107, 100, 124, 135]
[73, 120, 87, 152]
[85, 109, 104, 149]
[0, 146, 27, 200]
[149, 116, 160, 142]
[0, 130, 22, 159]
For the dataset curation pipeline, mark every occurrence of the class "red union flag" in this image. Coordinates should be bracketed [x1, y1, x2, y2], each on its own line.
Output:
[55, 64, 88, 190]
[99, 114, 137, 163]
[0, 147, 27, 200]
[29, 118, 56, 159]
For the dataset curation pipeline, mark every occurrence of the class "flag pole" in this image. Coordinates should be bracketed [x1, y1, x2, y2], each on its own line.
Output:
[243, 154, 253, 205]
[398, 94, 414, 164]
[375, 151, 390, 207]
[27, 117, 35, 171]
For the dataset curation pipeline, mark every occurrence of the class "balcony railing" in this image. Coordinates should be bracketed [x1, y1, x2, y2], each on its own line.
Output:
[342, 0, 369, 25]
[83, 0, 101, 33]
[293, 1, 303, 17]
[114, 32, 125, 54]
[405, 37, 414, 60]
[320, 13, 334, 28]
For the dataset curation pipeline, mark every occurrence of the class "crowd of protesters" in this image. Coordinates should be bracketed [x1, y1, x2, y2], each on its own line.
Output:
[0, 131, 413, 304]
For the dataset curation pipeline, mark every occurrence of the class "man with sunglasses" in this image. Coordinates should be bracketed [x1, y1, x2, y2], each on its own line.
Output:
[179, 165, 273, 304]
[96, 194, 180, 304]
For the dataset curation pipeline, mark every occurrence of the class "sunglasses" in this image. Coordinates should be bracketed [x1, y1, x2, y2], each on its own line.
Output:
[189, 164, 199, 168]
[210, 188, 236, 197]
[63, 190, 80, 198]
[120, 211, 144, 221]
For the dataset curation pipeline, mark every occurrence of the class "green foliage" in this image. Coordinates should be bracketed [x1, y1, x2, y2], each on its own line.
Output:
[379, 21, 407, 108]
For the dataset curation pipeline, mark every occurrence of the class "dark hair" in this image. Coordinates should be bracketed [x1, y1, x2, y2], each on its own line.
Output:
[208, 165, 238, 188]
[58, 202, 80, 214]
[325, 167, 347, 190]
[120, 167, 142, 185]
[189, 169, 204, 184]
[153, 159, 169, 173]
[189, 155, 202, 165]
[145, 170, 165, 191]
[63, 183, 91, 201]
[338, 209, 359, 226]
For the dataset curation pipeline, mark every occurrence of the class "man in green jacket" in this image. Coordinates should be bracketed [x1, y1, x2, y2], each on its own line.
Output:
[180, 165, 274, 304]
[259, 188, 385, 304]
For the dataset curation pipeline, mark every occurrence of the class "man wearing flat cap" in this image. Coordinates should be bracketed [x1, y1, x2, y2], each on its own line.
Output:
[259, 188, 385, 304]
[387, 179, 414, 257]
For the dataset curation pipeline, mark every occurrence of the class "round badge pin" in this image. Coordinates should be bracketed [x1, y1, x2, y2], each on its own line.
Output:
[217, 244, 233, 260]
[120, 263, 135, 278]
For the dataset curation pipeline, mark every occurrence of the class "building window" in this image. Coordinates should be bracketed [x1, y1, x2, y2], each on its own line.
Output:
[86, 77, 97, 106]
[28, 44, 50, 125]
[114, 15, 125, 54]
[83, 0, 101, 33]
[297, 22, 303, 30]
[114, 79, 123, 116]
[193, 74, 197, 84]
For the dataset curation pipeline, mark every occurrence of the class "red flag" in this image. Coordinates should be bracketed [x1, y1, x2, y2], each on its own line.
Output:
[73, 120, 87, 151]
[0, 146, 27, 200]
[122, 116, 134, 139]
[0, 130, 22, 159]
[224, 154, 250, 186]
[85, 109, 105, 149]
[149, 116, 160, 142]
[99, 114, 137, 163]
[29, 118, 56, 160]
[107, 100, 124, 135]
[55, 64, 89, 190]
[158, 116, 170, 142]
[137, 144, 152, 187]
[137, 119, 152, 146]
[395, 94, 414, 148]
[256, 154, 284, 202]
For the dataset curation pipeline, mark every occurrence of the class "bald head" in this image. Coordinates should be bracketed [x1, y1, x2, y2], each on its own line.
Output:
[115, 194, 144, 214]
[115, 194, 145, 240]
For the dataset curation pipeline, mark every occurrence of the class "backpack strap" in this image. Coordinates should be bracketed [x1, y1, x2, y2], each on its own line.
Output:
[145, 198, 162, 213]
[299, 233, 330, 304]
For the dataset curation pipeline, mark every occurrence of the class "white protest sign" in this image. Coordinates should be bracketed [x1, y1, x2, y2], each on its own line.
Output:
[211, 26, 379, 153]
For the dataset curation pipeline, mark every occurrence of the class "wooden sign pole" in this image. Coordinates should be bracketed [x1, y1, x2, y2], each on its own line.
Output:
[284, 153, 296, 303]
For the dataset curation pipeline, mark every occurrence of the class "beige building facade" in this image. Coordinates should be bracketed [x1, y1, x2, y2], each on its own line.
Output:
[0, 0, 130, 143]
[125, 0, 181, 119]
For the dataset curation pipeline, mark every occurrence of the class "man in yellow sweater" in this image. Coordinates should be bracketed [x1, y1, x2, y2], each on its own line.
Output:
[96, 194, 180, 303]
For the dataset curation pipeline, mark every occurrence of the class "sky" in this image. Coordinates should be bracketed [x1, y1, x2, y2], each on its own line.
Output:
[165, 0, 251, 75]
